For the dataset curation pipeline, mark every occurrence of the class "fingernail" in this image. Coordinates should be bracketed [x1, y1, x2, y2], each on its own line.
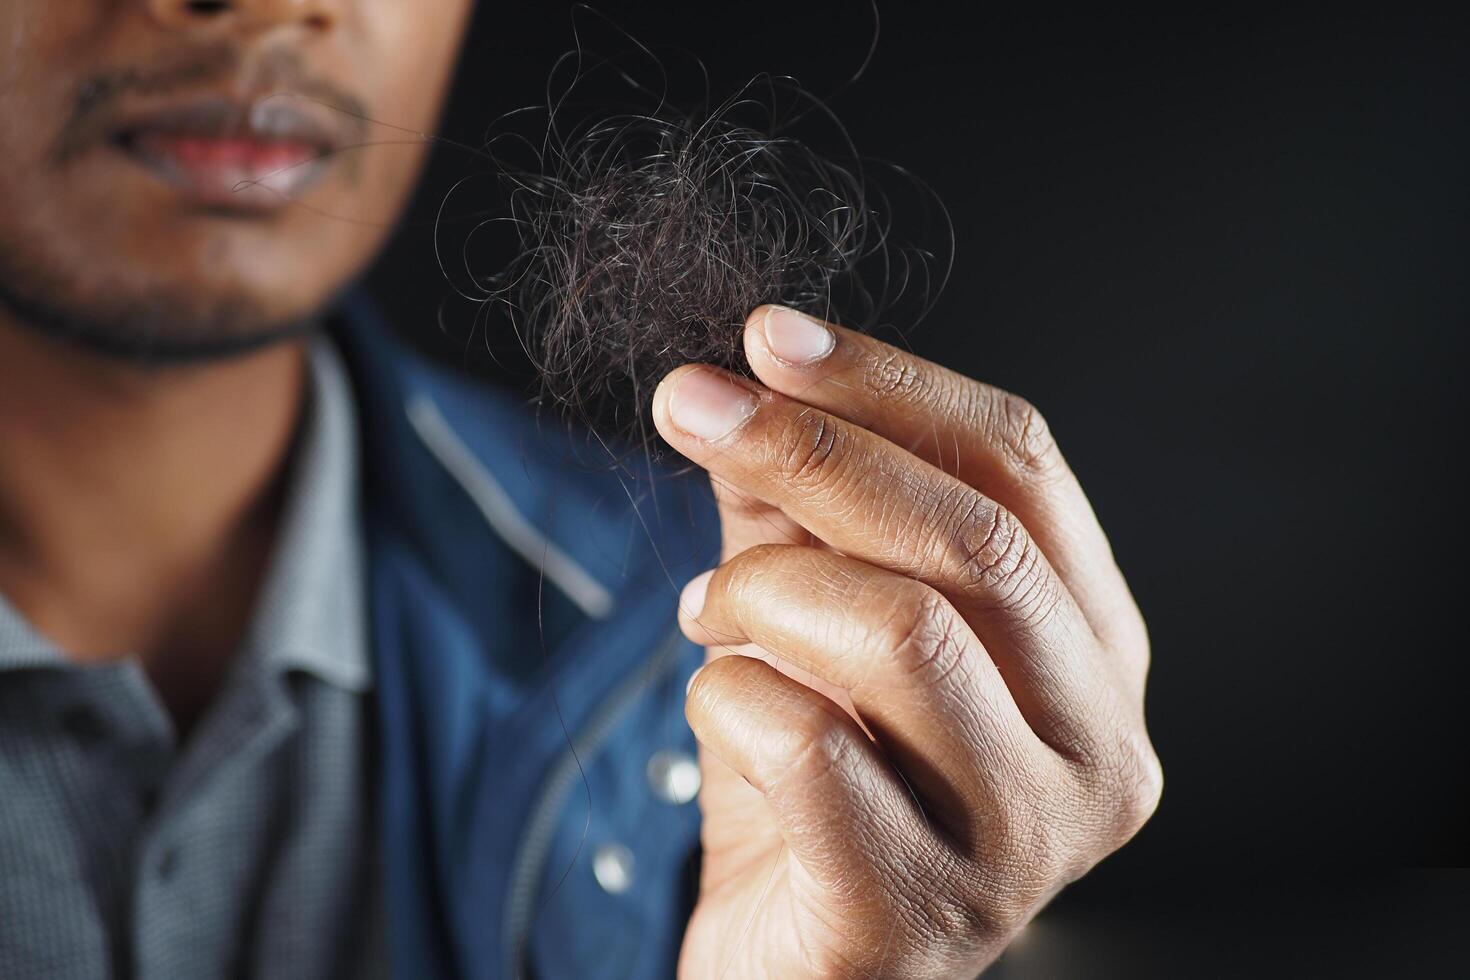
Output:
[668, 369, 757, 442]
[763, 306, 834, 365]
[685, 664, 704, 696]
[680, 569, 714, 619]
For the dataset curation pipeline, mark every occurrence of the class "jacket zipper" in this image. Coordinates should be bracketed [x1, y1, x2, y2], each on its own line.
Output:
[501, 626, 688, 979]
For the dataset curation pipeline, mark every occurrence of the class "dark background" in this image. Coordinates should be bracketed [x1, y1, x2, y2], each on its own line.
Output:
[367, 5, 1468, 974]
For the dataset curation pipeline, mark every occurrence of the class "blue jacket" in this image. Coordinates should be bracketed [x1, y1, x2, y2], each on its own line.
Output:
[334, 295, 719, 980]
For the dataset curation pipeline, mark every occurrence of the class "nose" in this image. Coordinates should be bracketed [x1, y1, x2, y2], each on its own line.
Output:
[144, 0, 338, 32]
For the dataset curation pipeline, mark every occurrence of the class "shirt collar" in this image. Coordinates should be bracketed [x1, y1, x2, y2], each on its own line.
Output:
[241, 333, 370, 692]
[0, 596, 58, 671]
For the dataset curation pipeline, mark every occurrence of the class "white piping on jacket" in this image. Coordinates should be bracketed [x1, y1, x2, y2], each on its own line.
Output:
[405, 393, 615, 620]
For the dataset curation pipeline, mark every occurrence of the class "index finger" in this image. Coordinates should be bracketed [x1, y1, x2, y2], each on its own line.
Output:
[743, 305, 1146, 660]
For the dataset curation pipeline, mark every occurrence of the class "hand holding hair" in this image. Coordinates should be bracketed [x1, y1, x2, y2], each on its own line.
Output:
[658, 305, 1159, 978]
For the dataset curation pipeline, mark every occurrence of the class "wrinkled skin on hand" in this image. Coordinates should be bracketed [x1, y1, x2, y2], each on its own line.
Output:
[654, 306, 1161, 978]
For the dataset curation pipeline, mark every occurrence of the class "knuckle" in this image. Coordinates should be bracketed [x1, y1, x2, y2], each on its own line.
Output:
[875, 587, 972, 691]
[768, 706, 857, 791]
[864, 348, 928, 403]
[991, 391, 1061, 479]
[1112, 735, 1165, 841]
[774, 409, 851, 489]
[1077, 729, 1165, 847]
[948, 495, 1016, 589]
[939, 494, 1045, 608]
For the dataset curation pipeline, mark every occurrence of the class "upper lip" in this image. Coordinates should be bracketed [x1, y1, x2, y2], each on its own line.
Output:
[108, 94, 348, 154]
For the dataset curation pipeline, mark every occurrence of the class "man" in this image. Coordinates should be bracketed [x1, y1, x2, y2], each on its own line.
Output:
[0, 1, 1160, 978]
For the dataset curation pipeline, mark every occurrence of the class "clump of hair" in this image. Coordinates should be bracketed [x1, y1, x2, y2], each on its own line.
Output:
[455, 61, 948, 456]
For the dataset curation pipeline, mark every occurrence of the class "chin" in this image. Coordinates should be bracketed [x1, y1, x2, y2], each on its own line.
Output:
[133, 232, 352, 323]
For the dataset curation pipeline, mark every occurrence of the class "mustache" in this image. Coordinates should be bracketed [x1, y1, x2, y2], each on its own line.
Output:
[53, 43, 371, 162]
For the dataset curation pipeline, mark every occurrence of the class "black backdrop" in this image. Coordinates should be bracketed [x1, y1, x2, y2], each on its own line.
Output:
[366, 5, 1467, 973]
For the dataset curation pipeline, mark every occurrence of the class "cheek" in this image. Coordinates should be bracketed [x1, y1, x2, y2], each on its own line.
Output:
[312, 0, 473, 241]
[0, 4, 89, 182]
[0, 9, 118, 292]
[357, 0, 474, 133]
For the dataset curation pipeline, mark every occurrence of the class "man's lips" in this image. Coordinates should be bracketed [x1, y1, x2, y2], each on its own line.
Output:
[118, 130, 327, 207]
[106, 97, 343, 211]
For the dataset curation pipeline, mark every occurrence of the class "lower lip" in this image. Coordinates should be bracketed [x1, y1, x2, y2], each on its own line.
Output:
[117, 131, 330, 211]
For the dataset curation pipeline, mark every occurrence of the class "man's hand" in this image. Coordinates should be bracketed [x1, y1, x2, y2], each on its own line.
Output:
[653, 306, 1161, 979]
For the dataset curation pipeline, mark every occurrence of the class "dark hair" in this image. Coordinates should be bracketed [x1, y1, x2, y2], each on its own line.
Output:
[453, 54, 949, 457]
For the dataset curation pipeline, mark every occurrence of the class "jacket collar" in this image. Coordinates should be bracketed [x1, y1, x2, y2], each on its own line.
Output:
[328, 292, 716, 653]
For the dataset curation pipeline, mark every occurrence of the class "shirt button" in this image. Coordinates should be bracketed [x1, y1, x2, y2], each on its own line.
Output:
[646, 749, 701, 805]
[592, 842, 635, 895]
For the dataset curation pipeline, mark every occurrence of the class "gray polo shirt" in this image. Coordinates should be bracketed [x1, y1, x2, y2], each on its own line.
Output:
[0, 338, 386, 979]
